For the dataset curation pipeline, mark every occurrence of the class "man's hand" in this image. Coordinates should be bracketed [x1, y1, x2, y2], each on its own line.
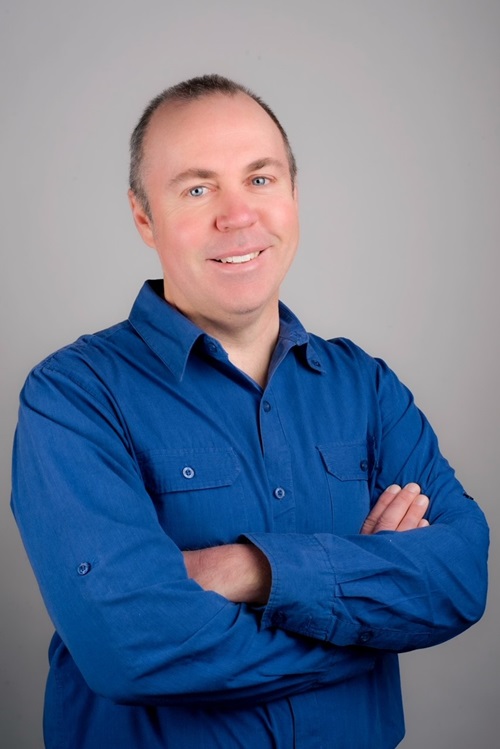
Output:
[361, 483, 430, 535]
[183, 543, 272, 605]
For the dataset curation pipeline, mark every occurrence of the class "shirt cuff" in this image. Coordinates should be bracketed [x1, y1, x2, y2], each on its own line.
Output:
[241, 532, 339, 642]
[241, 532, 437, 650]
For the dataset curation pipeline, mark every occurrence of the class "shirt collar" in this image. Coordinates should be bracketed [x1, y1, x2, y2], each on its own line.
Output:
[129, 280, 324, 381]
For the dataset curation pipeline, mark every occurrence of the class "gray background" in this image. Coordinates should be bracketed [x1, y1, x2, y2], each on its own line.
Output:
[1, 1, 499, 746]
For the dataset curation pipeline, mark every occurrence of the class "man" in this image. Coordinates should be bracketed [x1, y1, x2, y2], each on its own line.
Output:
[12, 75, 488, 749]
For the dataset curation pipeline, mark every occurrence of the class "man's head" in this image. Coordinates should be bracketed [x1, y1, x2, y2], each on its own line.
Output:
[129, 74, 297, 220]
[128, 75, 300, 335]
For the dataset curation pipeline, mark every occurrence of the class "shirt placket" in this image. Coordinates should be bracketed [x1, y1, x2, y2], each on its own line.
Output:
[259, 385, 296, 533]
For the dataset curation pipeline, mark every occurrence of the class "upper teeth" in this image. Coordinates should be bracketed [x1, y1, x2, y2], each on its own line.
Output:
[217, 252, 260, 264]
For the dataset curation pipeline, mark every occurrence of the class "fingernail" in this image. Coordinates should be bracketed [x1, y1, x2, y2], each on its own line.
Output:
[386, 484, 401, 494]
[415, 495, 429, 507]
[405, 483, 420, 494]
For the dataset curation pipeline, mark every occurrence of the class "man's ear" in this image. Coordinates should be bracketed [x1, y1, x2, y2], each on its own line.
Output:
[128, 190, 156, 248]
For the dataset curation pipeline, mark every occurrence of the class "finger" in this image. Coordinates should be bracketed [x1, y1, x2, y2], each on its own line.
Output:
[367, 483, 422, 533]
[361, 484, 401, 534]
[418, 518, 430, 528]
[395, 494, 429, 532]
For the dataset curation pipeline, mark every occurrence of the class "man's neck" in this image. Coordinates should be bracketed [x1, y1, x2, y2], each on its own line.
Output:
[222, 325, 279, 388]
[191, 307, 280, 389]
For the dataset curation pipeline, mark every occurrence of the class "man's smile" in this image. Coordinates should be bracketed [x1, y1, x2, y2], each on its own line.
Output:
[214, 250, 262, 264]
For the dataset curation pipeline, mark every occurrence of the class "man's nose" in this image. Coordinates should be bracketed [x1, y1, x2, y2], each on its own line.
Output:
[215, 193, 258, 232]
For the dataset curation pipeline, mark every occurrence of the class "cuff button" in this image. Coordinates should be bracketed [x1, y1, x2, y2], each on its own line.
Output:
[359, 630, 373, 643]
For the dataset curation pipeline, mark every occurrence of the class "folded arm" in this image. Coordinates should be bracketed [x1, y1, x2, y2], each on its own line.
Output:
[185, 356, 489, 653]
[183, 482, 430, 605]
[241, 359, 489, 652]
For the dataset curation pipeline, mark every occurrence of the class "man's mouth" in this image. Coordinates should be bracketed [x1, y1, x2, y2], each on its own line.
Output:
[214, 251, 262, 264]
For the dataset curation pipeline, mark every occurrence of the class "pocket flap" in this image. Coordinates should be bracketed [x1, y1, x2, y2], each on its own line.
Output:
[138, 447, 240, 493]
[317, 443, 370, 481]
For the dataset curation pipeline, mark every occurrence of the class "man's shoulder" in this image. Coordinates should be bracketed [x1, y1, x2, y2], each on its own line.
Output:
[307, 333, 377, 370]
[303, 333, 403, 398]
[23, 319, 134, 393]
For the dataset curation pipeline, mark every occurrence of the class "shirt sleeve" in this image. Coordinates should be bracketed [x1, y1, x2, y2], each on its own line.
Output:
[11, 361, 377, 708]
[243, 352, 489, 652]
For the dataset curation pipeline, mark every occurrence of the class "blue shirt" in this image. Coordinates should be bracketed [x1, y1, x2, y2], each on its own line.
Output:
[12, 280, 488, 749]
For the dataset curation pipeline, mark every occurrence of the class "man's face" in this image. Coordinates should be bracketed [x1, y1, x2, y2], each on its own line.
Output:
[130, 93, 299, 332]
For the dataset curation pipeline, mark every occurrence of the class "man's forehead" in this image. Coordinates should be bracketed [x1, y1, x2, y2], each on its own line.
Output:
[137, 89, 296, 194]
[146, 91, 280, 143]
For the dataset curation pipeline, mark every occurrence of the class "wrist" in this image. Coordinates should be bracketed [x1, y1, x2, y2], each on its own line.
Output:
[183, 543, 271, 605]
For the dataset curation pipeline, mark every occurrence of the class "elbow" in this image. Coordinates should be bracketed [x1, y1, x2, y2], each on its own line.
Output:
[78, 657, 147, 705]
[461, 567, 488, 628]
[441, 509, 489, 635]
[77, 644, 219, 706]
[431, 585, 487, 647]
[50, 634, 160, 705]
[431, 541, 489, 644]
[458, 516, 490, 628]
[83, 656, 184, 705]
[69, 642, 171, 705]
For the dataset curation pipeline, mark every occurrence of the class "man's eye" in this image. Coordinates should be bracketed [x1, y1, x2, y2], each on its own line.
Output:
[251, 177, 269, 186]
[188, 186, 207, 197]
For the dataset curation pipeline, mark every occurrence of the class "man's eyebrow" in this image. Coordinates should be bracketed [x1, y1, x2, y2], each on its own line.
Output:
[246, 157, 287, 173]
[169, 168, 217, 187]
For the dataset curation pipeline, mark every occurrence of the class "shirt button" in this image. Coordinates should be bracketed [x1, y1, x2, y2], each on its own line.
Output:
[207, 342, 217, 353]
[77, 562, 91, 576]
[182, 466, 195, 479]
[360, 459, 369, 472]
[262, 401, 271, 412]
[311, 359, 321, 367]
[359, 631, 373, 643]
[274, 487, 286, 500]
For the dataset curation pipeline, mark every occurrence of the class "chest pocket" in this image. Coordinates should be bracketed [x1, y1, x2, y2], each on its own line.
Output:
[138, 447, 244, 548]
[317, 442, 373, 536]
